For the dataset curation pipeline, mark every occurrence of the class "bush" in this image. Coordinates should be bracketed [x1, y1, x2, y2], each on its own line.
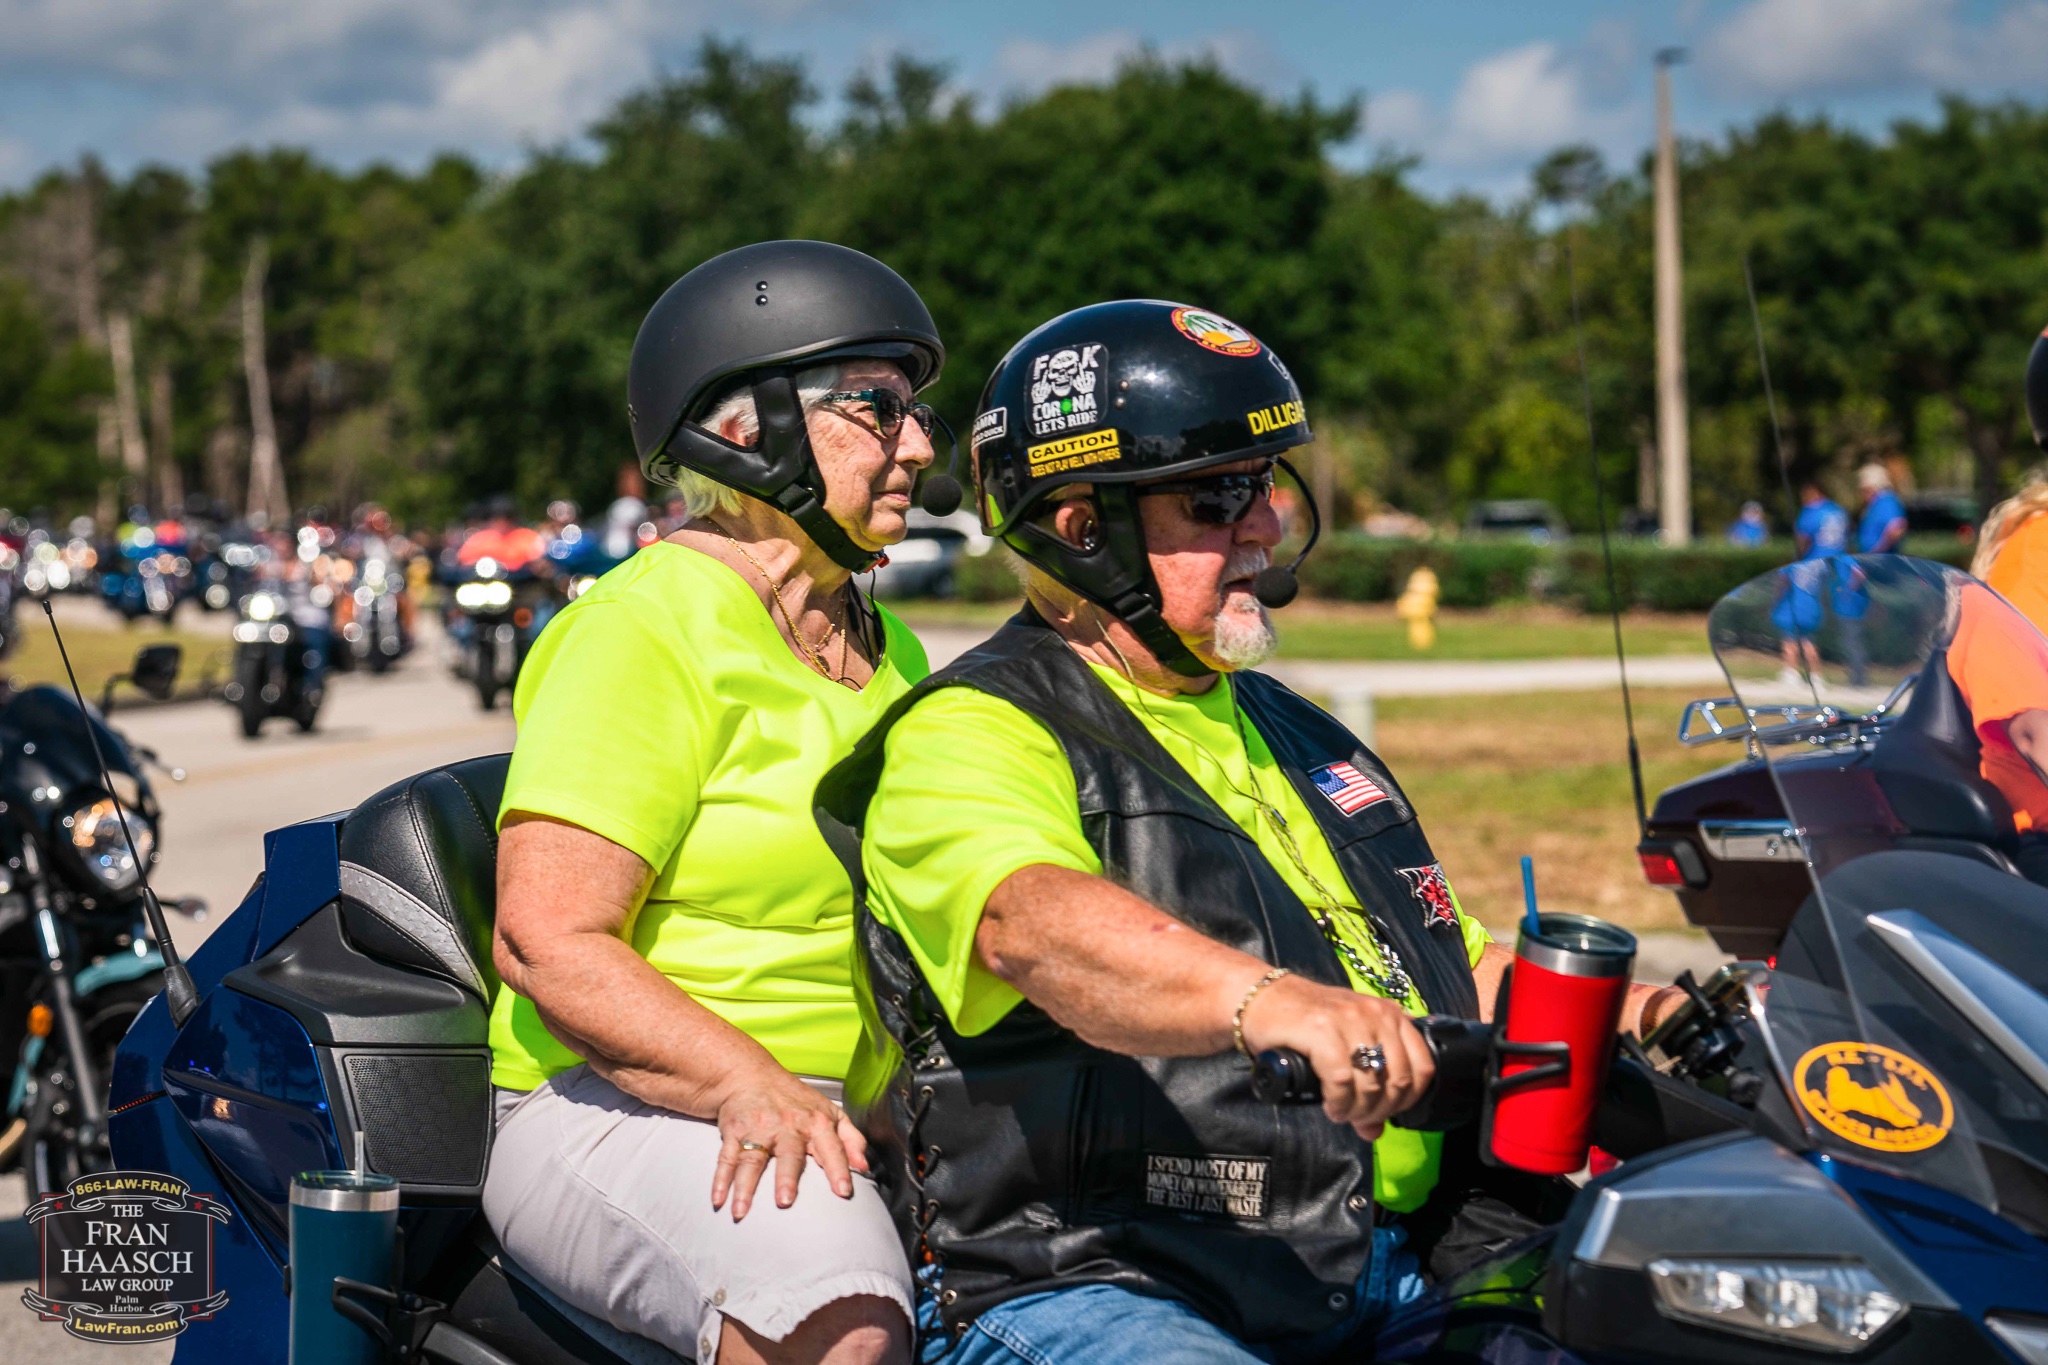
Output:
[1556, 542, 1795, 613]
[951, 548, 1024, 602]
[1295, 535, 1547, 607]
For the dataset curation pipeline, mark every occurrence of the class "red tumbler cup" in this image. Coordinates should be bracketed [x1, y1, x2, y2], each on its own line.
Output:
[1487, 913, 1635, 1175]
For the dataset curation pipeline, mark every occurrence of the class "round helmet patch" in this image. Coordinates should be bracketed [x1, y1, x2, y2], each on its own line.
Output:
[1170, 306, 1261, 358]
[1794, 1041, 1954, 1154]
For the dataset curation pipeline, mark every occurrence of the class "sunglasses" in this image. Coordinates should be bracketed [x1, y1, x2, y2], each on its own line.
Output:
[1137, 467, 1276, 525]
[821, 388, 935, 440]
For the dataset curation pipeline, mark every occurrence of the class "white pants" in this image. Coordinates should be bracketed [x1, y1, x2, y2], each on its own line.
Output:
[483, 1065, 914, 1363]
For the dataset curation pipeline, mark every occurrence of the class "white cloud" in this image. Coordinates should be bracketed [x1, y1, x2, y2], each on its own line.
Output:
[1702, 0, 2048, 97]
[1369, 38, 1639, 183]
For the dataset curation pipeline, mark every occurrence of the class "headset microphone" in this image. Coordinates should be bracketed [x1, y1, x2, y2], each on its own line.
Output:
[917, 412, 964, 517]
[1253, 455, 1321, 609]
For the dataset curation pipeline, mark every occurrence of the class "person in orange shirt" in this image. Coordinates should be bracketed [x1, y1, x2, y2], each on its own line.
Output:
[1974, 471, 2048, 637]
[1946, 582, 2048, 879]
[456, 495, 548, 572]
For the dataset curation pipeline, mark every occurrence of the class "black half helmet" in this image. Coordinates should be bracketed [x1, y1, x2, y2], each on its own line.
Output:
[627, 240, 946, 572]
[971, 299, 1318, 677]
[2028, 324, 2048, 450]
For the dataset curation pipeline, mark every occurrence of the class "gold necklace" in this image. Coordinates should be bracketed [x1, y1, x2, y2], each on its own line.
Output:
[1099, 631, 1414, 999]
[720, 532, 849, 684]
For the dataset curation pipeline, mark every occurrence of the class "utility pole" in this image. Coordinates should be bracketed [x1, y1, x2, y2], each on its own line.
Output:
[241, 238, 289, 526]
[1654, 48, 1691, 544]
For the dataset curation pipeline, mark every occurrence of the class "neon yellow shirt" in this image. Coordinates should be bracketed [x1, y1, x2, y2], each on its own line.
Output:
[862, 660, 1491, 1212]
[488, 542, 929, 1089]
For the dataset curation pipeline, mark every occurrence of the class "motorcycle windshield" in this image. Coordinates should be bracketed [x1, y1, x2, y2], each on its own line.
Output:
[1708, 554, 2048, 1214]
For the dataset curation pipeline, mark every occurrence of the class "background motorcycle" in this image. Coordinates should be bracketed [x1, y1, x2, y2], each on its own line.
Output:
[2, 645, 182, 1196]
[344, 554, 411, 674]
[447, 561, 546, 710]
[222, 586, 325, 737]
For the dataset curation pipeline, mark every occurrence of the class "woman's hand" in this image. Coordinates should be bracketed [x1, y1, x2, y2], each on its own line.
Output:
[1238, 974, 1434, 1141]
[709, 1064, 870, 1221]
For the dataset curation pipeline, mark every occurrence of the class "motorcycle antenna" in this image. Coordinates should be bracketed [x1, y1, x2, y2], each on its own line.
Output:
[1566, 233, 1648, 837]
[1742, 254, 1800, 530]
[35, 597, 200, 1027]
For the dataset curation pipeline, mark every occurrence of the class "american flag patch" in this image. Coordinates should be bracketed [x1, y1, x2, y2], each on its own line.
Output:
[1308, 761, 1389, 816]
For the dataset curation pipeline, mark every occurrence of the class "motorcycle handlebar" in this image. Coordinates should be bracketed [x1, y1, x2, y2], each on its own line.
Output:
[1250, 1015, 1494, 1131]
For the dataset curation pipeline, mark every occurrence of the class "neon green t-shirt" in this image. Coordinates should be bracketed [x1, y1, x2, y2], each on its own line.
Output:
[862, 661, 1491, 1212]
[488, 542, 930, 1089]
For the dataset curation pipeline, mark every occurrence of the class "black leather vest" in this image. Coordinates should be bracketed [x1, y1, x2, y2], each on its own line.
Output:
[815, 613, 1480, 1345]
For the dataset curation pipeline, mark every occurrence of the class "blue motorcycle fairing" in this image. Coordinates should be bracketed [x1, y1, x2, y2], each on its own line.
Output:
[254, 817, 345, 958]
[109, 1094, 288, 1361]
[1814, 1151, 2048, 1325]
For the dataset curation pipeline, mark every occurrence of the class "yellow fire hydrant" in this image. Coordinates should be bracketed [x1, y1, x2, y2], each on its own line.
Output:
[1396, 566, 1440, 651]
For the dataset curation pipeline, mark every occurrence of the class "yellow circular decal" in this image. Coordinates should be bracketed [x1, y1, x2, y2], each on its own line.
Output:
[1794, 1041, 1954, 1154]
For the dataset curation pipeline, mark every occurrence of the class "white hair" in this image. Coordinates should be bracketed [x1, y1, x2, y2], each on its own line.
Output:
[674, 362, 845, 522]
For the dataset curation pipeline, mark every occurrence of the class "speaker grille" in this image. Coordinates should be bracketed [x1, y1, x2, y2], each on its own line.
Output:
[344, 1051, 491, 1187]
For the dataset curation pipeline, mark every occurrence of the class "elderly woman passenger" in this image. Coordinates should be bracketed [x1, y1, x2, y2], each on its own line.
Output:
[481, 243, 944, 1365]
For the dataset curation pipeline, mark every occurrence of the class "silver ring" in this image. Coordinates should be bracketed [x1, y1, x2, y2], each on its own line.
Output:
[738, 1140, 768, 1153]
[1351, 1044, 1388, 1075]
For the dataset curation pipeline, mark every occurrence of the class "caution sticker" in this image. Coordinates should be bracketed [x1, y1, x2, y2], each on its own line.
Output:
[1794, 1041, 1953, 1154]
[1025, 427, 1121, 476]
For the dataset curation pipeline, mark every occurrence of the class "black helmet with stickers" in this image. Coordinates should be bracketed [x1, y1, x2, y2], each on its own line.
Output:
[626, 240, 949, 573]
[969, 299, 1320, 677]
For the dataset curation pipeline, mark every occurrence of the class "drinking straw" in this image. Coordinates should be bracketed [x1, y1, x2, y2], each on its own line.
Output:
[1520, 855, 1542, 939]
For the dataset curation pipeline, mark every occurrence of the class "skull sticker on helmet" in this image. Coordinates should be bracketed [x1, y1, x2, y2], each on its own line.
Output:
[1028, 343, 1105, 437]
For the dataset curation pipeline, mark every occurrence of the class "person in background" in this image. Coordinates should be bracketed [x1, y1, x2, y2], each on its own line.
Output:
[1856, 464, 1909, 554]
[457, 495, 549, 572]
[1726, 501, 1769, 547]
[1975, 469, 2048, 637]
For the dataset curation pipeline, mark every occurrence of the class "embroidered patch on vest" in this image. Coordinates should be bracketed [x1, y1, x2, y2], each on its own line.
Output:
[1308, 761, 1389, 816]
[1144, 1154, 1270, 1220]
[1399, 863, 1460, 930]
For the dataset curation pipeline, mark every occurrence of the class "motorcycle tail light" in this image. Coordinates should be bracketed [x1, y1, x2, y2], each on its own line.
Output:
[1639, 849, 1687, 887]
[514, 608, 533, 628]
[1647, 1259, 1905, 1350]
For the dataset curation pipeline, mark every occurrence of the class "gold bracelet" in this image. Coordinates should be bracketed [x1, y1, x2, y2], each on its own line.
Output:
[1232, 967, 1291, 1058]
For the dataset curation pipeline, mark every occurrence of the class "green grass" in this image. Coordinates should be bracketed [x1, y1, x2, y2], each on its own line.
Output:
[5, 610, 231, 705]
[890, 598, 1709, 661]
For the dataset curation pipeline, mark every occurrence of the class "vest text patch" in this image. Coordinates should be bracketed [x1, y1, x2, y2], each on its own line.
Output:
[1144, 1153, 1270, 1220]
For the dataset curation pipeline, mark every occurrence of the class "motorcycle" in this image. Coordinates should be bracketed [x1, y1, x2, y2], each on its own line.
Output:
[2, 644, 183, 1196]
[1355, 554, 2048, 1362]
[223, 585, 327, 737]
[344, 553, 411, 674]
[99, 526, 192, 624]
[447, 560, 548, 710]
[102, 555, 2048, 1362]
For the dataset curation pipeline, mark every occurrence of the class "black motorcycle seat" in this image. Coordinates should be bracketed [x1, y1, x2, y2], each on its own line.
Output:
[336, 753, 510, 1004]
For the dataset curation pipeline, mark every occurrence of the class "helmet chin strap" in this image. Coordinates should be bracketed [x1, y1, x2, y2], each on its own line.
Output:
[654, 370, 885, 574]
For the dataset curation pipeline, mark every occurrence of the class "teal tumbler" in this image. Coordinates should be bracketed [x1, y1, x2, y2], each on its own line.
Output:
[288, 1170, 399, 1365]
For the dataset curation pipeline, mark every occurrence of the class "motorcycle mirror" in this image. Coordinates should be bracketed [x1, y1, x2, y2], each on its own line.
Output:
[131, 643, 182, 700]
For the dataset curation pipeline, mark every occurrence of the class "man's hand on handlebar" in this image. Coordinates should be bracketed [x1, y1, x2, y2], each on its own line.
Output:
[1237, 974, 1435, 1139]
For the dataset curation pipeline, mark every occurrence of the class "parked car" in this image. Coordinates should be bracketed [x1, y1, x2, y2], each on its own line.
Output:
[1464, 498, 1570, 544]
[1903, 492, 1978, 543]
[868, 509, 993, 599]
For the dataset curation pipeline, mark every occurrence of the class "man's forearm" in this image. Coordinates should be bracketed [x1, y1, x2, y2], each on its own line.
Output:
[977, 863, 1268, 1055]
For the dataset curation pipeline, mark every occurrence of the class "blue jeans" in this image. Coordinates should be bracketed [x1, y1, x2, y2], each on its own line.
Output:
[917, 1226, 1425, 1365]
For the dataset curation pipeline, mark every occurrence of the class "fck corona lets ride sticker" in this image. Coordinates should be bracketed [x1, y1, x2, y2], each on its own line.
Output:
[1170, 307, 1261, 357]
[1794, 1041, 1954, 1154]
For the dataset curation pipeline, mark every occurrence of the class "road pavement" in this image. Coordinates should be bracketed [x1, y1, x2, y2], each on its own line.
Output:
[0, 609, 1726, 1357]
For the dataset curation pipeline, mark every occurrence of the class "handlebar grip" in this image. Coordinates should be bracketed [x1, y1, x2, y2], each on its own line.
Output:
[1249, 1016, 1495, 1130]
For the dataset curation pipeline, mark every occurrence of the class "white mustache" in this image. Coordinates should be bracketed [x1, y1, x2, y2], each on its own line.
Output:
[1223, 549, 1270, 586]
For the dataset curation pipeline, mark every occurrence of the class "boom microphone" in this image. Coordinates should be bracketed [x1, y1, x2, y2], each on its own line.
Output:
[918, 412, 965, 517]
[1253, 456, 1322, 609]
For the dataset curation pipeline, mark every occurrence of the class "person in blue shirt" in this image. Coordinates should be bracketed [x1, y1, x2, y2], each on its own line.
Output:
[1794, 482, 1850, 559]
[1856, 463, 1909, 553]
[1727, 500, 1769, 547]
[1776, 483, 1852, 690]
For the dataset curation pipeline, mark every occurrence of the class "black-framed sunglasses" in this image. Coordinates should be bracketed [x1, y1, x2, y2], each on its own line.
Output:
[1136, 466, 1277, 525]
[820, 388, 935, 440]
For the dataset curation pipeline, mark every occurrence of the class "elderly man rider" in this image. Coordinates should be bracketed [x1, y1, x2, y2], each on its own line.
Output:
[816, 300, 1682, 1364]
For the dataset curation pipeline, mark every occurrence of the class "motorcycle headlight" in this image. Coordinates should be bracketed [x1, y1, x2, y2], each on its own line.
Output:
[63, 798, 154, 891]
[1647, 1259, 1906, 1351]
[247, 593, 278, 621]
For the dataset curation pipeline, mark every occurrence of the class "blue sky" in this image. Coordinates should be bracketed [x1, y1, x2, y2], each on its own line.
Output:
[3, 0, 2044, 198]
